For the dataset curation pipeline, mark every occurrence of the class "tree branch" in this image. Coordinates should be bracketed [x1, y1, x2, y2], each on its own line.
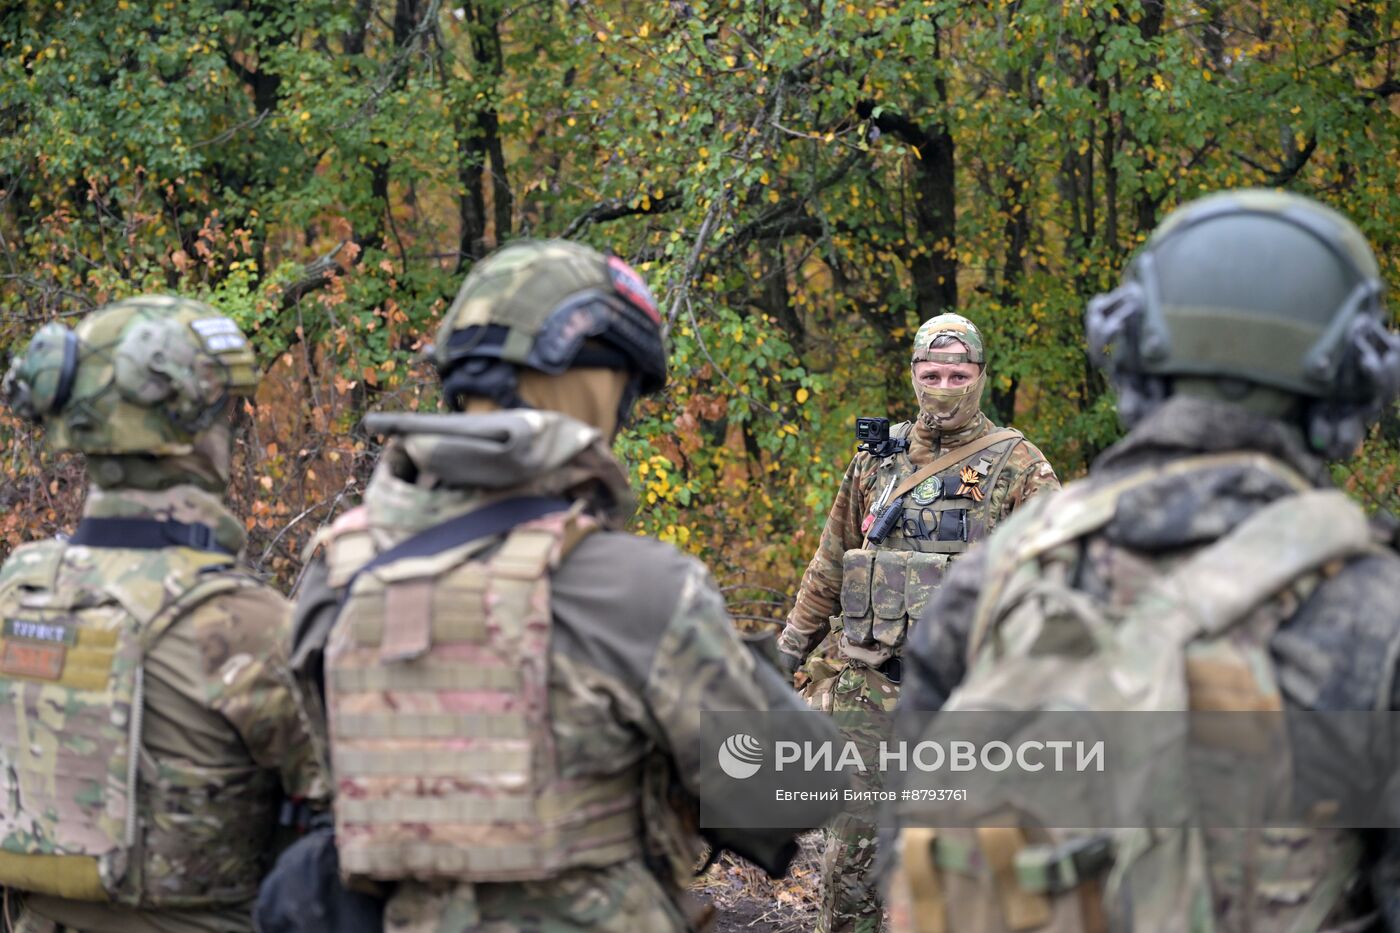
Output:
[278, 241, 349, 309]
[561, 192, 682, 238]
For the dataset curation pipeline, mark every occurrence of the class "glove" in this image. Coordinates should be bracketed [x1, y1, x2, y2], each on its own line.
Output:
[777, 648, 804, 677]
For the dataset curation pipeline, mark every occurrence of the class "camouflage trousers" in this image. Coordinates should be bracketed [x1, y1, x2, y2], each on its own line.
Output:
[807, 661, 900, 933]
[382, 859, 690, 933]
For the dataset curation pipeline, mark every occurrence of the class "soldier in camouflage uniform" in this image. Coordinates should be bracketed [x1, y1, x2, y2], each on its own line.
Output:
[283, 239, 842, 932]
[0, 297, 329, 933]
[890, 190, 1400, 931]
[775, 313, 1060, 932]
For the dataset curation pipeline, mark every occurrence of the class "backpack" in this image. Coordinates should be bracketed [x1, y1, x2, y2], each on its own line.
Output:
[890, 453, 1377, 933]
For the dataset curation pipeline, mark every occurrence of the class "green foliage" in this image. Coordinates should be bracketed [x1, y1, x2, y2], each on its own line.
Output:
[2, 0, 1398, 600]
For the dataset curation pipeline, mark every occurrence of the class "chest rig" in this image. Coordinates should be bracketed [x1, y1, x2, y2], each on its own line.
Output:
[838, 422, 1026, 667]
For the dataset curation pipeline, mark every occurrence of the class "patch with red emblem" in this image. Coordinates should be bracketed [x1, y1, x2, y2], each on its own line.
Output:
[607, 255, 661, 325]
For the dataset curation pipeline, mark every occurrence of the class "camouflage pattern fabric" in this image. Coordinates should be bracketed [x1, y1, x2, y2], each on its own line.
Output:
[291, 410, 842, 932]
[814, 666, 900, 933]
[432, 240, 624, 368]
[779, 411, 1059, 664]
[780, 408, 1058, 933]
[12, 485, 330, 933]
[894, 395, 1400, 931]
[381, 859, 688, 932]
[3, 296, 257, 458]
[910, 313, 985, 365]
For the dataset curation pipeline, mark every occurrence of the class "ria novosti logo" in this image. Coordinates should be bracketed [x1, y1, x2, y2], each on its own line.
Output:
[717, 733, 764, 779]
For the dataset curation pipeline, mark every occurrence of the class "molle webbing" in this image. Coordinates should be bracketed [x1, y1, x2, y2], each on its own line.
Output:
[968, 452, 1314, 659]
[0, 542, 252, 906]
[329, 509, 644, 883]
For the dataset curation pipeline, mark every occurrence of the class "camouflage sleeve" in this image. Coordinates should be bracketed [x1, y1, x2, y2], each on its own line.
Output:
[191, 586, 333, 805]
[993, 439, 1061, 523]
[778, 452, 871, 663]
[287, 556, 337, 753]
[1272, 551, 1400, 923]
[646, 559, 845, 870]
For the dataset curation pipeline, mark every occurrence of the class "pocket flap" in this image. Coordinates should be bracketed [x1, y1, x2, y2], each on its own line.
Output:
[871, 550, 910, 619]
[905, 552, 949, 624]
[840, 549, 877, 619]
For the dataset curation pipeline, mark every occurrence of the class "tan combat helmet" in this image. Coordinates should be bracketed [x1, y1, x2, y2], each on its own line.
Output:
[428, 239, 668, 425]
[4, 295, 257, 457]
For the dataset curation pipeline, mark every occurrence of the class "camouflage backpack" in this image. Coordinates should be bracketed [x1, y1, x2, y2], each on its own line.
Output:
[889, 453, 1377, 933]
[0, 539, 263, 905]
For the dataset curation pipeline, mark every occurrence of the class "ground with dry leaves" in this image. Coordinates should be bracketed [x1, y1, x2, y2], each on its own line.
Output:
[696, 833, 824, 933]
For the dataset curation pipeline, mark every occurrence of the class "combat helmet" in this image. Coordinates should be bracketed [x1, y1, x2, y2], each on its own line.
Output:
[430, 239, 667, 424]
[1086, 189, 1400, 456]
[4, 295, 257, 457]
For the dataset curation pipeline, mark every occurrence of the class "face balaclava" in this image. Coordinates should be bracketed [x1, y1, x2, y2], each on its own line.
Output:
[462, 367, 631, 439]
[910, 313, 987, 433]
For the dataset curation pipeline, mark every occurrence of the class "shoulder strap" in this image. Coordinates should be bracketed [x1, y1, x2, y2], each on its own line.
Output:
[140, 569, 251, 653]
[69, 517, 233, 556]
[1146, 488, 1372, 645]
[889, 428, 1023, 502]
[967, 452, 1313, 659]
[348, 496, 573, 588]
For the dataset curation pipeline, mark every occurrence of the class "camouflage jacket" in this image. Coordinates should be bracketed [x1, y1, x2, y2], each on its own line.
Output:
[778, 409, 1059, 663]
[897, 395, 1400, 928]
[17, 484, 330, 933]
[289, 411, 843, 930]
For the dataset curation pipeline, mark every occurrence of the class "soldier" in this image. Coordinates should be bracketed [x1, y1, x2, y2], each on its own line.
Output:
[0, 297, 330, 933]
[889, 189, 1400, 931]
[775, 313, 1060, 932]
[276, 239, 842, 931]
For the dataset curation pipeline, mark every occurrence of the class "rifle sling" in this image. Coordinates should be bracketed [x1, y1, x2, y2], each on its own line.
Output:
[887, 428, 1023, 502]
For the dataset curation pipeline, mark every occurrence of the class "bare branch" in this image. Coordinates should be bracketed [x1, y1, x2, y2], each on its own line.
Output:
[277, 241, 349, 310]
[561, 192, 682, 239]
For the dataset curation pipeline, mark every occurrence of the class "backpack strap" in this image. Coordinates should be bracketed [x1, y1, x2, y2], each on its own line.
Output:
[69, 517, 234, 556]
[969, 452, 1313, 659]
[1141, 488, 1373, 646]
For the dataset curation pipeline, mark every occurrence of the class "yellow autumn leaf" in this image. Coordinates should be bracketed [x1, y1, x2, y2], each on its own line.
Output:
[796, 387, 810, 404]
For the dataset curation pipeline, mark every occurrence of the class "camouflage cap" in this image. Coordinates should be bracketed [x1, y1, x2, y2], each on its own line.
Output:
[911, 313, 985, 366]
[3, 295, 257, 456]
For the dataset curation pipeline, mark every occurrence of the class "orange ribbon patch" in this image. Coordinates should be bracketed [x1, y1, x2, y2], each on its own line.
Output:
[957, 466, 985, 502]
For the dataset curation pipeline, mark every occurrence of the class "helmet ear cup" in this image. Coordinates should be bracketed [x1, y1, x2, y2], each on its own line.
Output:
[1085, 282, 1147, 375]
[3, 323, 81, 423]
[1306, 313, 1400, 458]
[1084, 282, 1172, 427]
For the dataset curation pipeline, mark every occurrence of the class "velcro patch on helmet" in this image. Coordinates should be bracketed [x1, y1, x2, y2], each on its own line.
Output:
[607, 256, 660, 326]
[190, 317, 248, 353]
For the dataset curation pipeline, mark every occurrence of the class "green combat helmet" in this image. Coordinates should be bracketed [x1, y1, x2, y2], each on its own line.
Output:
[3, 295, 257, 457]
[1086, 189, 1400, 456]
[429, 239, 668, 424]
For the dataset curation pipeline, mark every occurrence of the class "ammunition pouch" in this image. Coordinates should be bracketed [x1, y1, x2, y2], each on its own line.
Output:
[837, 549, 948, 665]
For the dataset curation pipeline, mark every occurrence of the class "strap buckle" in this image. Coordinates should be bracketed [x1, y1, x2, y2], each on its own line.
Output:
[177, 521, 217, 551]
[1015, 834, 1114, 895]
